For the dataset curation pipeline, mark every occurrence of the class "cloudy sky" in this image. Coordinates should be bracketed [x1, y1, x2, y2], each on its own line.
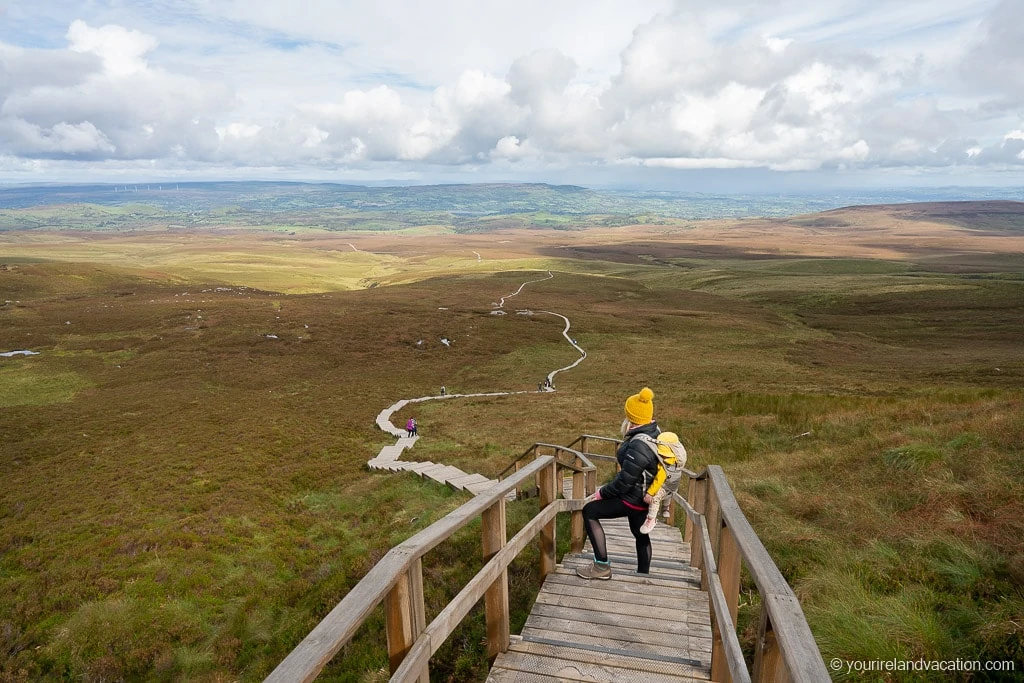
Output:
[1, 0, 1023, 189]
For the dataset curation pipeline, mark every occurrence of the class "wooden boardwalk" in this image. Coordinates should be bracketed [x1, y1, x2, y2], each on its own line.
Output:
[489, 517, 713, 682]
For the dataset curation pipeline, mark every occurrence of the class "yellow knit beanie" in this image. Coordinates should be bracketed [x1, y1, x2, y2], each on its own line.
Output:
[624, 387, 654, 425]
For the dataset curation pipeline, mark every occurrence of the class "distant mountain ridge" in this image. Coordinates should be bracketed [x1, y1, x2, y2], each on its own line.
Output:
[1, 181, 1023, 227]
[792, 200, 1024, 234]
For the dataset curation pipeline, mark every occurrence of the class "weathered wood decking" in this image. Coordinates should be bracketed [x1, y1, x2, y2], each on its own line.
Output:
[489, 517, 713, 682]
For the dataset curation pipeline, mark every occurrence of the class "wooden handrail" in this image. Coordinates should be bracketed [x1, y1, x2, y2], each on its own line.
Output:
[391, 499, 572, 683]
[674, 466, 829, 683]
[675, 494, 750, 683]
[266, 456, 561, 683]
[271, 433, 826, 683]
[496, 442, 595, 480]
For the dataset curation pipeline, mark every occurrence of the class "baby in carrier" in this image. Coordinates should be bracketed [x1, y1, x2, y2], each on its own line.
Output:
[635, 432, 687, 535]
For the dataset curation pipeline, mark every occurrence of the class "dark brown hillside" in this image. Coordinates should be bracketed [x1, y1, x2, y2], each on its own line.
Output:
[791, 200, 1024, 234]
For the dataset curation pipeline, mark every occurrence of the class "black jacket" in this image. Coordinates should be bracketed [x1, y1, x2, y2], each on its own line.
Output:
[600, 422, 661, 507]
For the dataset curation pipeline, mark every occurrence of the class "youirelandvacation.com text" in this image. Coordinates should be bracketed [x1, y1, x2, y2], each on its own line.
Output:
[830, 657, 1016, 676]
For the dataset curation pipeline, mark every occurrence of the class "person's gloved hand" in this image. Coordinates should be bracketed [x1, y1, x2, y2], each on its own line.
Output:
[584, 489, 603, 503]
[643, 493, 653, 504]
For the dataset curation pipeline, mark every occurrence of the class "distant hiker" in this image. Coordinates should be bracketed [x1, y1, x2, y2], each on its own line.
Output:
[577, 387, 660, 580]
[538, 382, 544, 392]
[406, 417, 417, 437]
[440, 385, 446, 396]
[638, 432, 687, 534]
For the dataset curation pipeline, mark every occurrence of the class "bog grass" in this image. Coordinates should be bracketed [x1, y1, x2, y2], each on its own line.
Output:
[1, 223, 1023, 680]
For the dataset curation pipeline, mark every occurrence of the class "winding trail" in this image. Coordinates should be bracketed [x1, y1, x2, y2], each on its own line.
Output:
[367, 272, 586, 493]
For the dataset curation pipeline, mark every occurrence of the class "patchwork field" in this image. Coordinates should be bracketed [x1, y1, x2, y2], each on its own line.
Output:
[1, 203, 1023, 681]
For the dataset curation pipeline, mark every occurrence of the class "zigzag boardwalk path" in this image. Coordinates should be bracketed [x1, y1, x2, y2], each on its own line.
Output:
[367, 271, 579, 493]
[365, 272, 713, 682]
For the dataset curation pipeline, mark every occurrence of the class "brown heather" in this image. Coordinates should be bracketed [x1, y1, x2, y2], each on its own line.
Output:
[1, 205, 1023, 681]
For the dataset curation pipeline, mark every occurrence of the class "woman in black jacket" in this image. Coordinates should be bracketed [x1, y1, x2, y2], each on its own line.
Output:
[577, 387, 660, 580]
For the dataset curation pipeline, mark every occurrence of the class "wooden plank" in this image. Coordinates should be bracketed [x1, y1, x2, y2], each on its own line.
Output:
[550, 566, 707, 597]
[599, 531, 687, 549]
[598, 526, 686, 546]
[523, 614, 711, 651]
[505, 639, 711, 679]
[529, 603, 713, 639]
[558, 558, 701, 587]
[598, 543, 689, 564]
[602, 522, 683, 541]
[439, 466, 472, 485]
[449, 473, 489, 490]
[492, 650, 710, 683]
[520, 627, 712, 662]
[538, 579, 711, 613]
[467, 480, 498, 495]
[487, 671, 573, 683]
[571, 551, 700, 575]
[417, 463, 448, 478]
[541, 575, 710, 611]
[466, 480, 497, 495]
[532, 590, 712, 624]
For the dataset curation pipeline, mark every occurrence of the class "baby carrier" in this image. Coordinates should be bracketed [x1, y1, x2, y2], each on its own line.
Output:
[632, 433, 686, 500]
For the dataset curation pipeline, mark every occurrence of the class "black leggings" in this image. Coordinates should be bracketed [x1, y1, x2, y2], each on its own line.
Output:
[582, 498, 653, 573]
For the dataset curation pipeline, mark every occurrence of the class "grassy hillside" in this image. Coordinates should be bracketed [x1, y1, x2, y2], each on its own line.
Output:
[1, 212, 1022, 681]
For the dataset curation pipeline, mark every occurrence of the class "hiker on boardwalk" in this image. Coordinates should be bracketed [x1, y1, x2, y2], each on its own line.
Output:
[577, 387, 660, 580]
[440, 385, 446, 396]
[406, 417, 417, 437]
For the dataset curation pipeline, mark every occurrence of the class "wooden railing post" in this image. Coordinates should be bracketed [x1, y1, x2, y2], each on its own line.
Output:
[538, 460, 557, 581]
[481, 499, 510, 660]
[683, 477, 697, 543]
[719, 525, 741, 626]
[705, 480, 723, 562]
[570, 468, 585, 553]
[691, 513, 706, 580]
[407, 558, 428, 683]
[385, 569, 420, 675]
[711, 613, 731, 683]
[752, 604, 788, 683]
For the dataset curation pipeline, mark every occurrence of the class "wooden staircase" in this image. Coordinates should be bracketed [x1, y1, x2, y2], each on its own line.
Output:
[489, 518, 713, 682]
[270, 441, 829, 683]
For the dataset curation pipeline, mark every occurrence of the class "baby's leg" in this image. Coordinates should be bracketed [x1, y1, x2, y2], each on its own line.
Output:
[648, 488, 666, 519]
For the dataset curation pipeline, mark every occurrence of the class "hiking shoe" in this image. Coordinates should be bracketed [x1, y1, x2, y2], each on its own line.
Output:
[639, 516, 657, 535]
[576, 561, 612, 580]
